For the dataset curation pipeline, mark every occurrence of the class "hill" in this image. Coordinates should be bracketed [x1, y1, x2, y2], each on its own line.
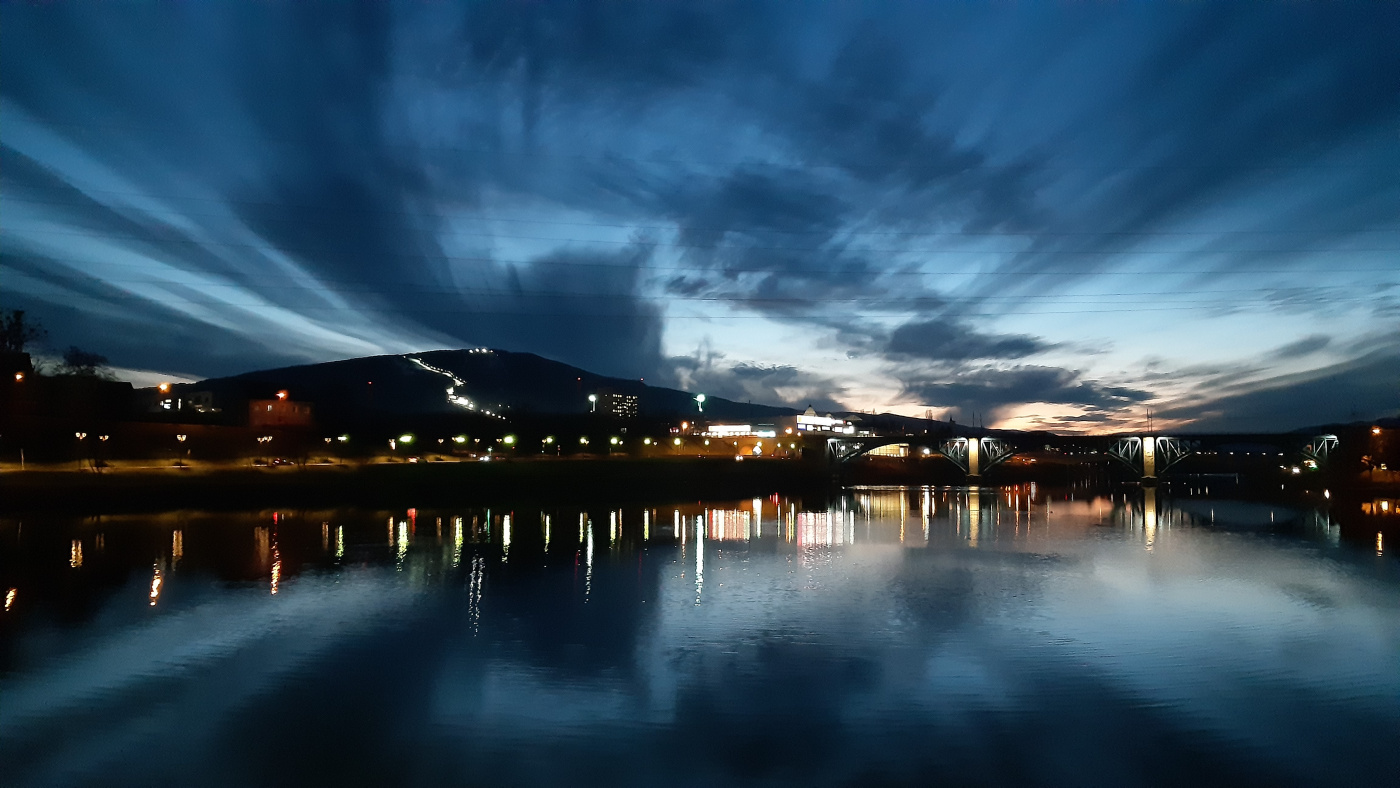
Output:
[191, 348, 803, 424]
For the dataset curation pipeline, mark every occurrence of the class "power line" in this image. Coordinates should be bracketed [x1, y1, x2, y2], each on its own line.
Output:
[15, 119, 1384, 175]
[6, 227, 1398, 275]
[4, 190, 1396, 240]
[4, 283, 1387, 317]
[6, 265, 1393, 306]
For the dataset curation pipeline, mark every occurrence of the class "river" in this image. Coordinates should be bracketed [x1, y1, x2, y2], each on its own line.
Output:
[2, 483, 1397, 786]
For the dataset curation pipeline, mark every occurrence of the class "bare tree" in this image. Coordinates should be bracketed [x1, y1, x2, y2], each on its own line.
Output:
[58, 346, 114, 379]
[0, 309, 46, 353]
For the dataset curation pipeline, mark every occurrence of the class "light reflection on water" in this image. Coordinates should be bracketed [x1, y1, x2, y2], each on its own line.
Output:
[0, 485, 1397, 787]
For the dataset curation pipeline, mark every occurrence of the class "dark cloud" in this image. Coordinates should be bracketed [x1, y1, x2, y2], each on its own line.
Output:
[900, 366, 1152, 422]
[886, 318, 1054, 362]
[1266, 335, 1331, 361]
[1155, 344, 1400, 432]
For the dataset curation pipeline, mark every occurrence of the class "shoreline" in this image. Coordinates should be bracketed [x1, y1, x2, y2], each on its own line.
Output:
[0, 458, 834, 514]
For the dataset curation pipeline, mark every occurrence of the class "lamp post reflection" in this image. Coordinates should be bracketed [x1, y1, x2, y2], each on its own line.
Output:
[149, 565, 163, 606]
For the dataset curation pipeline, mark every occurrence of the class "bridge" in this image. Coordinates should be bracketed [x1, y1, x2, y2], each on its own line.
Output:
[823, 431, 1341, 481]
[824, 435, 1017, 477]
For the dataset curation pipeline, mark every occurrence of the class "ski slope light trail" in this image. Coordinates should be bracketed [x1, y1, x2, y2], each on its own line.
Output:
[406, 356, 477, 411]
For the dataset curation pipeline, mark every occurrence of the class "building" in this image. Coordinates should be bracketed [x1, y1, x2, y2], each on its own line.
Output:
[249, 391, 313, 428]
[795, 405, 854, 434]
[595, 389, 640, 419]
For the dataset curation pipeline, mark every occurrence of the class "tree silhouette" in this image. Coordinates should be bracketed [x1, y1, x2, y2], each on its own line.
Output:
[59, 346, 113, 378]
[1, 309, 46, 353]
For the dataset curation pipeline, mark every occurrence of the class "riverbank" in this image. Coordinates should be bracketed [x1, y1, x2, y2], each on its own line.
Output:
[0, 457, 832, 514]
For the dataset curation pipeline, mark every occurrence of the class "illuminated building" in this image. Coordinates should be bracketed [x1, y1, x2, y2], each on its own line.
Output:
[703, 423, 779, 438]
[794, 405, 854, 434]
[593, 389, 639, 419]
[249, 396, 313, 428]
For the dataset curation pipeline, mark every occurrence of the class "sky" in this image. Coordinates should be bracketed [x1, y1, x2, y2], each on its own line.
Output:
[2, 2, 1397, 432]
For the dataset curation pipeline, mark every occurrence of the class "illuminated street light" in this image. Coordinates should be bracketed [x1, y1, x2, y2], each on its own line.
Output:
[158, 382, 170, 393]
[503, 435, 516, 445]
[643, 437, 652, 445]
[673, 437, 682, 446]
[610, 436, 620, 445]
[1374, 427, 1383, 435]
[399, 434, 415, 444]
[338, 435, 350, 443]
[14, 372, 23, 382]
[453, 435, 467, 444]
[695, 393, 706, 412]
[579, 436, 590, 445]
[543, 436, 555, 444]
[176, 434, 187, 442]
[589, 393, 597, 412]
[276, 390, 289, 400]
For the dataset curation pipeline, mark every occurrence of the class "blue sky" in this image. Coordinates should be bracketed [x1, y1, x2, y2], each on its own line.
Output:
[2, 2, 1397, 431]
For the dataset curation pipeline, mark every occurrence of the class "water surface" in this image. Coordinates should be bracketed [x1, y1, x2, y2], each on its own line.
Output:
[2, 485, 1397, 786]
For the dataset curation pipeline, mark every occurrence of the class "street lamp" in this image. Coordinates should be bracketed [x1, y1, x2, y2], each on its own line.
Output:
[589, 394, 597, 413]
[695, 393, 706, 412]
